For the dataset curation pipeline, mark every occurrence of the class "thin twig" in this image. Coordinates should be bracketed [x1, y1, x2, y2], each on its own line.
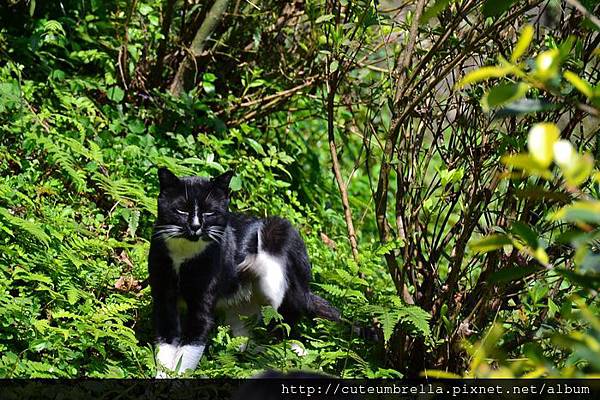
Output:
[565, 0, 600, 29]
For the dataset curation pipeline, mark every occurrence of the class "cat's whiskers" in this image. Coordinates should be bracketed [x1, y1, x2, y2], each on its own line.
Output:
[162, 232, 183, 240]
[153, 228, 181, 236]
[206, 227, 225, 243]
[154, 224, 181, 230]
[153, 225, 184, 240]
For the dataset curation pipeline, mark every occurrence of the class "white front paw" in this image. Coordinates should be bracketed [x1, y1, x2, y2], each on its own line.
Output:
[155, 370, 169, 379]
[237, 339, 250, 352]
[155, 342, 179, 378]
[174, 344, 206, 374]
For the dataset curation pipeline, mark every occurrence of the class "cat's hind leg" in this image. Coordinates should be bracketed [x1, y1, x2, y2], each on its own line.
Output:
[224, 301, 260, 351]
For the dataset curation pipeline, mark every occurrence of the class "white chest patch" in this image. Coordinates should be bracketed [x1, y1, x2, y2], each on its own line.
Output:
[165, 237, 209, 274]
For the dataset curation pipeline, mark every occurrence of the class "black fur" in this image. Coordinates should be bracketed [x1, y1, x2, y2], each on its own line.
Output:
[148, 168, 340, 350]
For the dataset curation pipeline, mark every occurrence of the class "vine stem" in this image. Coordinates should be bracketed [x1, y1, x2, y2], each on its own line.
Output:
[327, 76, 360, 262]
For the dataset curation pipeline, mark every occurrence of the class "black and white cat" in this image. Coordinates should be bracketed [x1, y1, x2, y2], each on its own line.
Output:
[148, 168, 340, 377]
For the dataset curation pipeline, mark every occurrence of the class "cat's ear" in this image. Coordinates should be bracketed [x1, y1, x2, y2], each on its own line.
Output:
[212, 170, 234, 192]
[158, 167, 180, 189]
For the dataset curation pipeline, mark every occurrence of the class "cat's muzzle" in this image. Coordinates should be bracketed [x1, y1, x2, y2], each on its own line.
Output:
[187, 229, 203, 241]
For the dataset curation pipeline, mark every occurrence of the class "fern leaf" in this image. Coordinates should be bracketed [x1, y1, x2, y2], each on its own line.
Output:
[0, 207, 50, 246]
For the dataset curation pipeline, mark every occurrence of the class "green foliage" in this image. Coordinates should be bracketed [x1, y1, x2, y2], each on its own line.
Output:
[361, 298, 431, 343]
[0, 1, 415, 378]
[1, 0, 598, 380]
[459, 17, 600, 377]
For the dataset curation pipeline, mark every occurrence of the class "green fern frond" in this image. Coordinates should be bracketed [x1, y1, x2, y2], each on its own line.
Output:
[0, 207, 50, 246]
[313, 283, 345, 298]
[93, 174, 155, 214]
[361, 303, 431, 342]
[37, 136, 87, 192]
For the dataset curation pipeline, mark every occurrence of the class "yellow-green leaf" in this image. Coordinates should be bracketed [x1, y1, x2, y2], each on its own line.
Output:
[456, 66, 515, 88]
[564, 153, 594, 187]
[421, 370, 462, 379]
[535, 49, 560, 80]
[511, 25, 534, 63]
[527, 123, 560, 168]
[534, 247, 549, 266]
[501, 153, 553, 179]
[470, 234, 512, 253]
[550, 201, 600, 224]
[564, 70, 594, 98]
[553, 139, 578, 170]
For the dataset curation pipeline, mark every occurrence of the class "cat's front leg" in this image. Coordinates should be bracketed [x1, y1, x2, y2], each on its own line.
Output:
[152, 292, 180, 377]
[153, 290, 181, 377]
[149, 252, 181, 378]
[175, 280, 217, 374]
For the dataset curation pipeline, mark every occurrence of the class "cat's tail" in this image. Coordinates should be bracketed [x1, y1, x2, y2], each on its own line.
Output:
[308, 293, 382, 342]
[307, 292, 341, 322]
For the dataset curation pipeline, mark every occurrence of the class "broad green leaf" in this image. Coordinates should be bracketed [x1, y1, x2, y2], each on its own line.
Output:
[564, 70, 594, 98]
[511, 25, 534, 62]
[556, 269, 600, 290]
[495, 99, 557, 116]
[229, 176, 242, 191]
[552, 201, 600, 224]
[420, 0, 454, 24]
[139, 4, 153, 15]
[482, 0, 517, 17]
[510, 221, 539, 249]
[330, 60, 339, 73]
[488, 265, 540, 283]
[548, 298, 559, 318]
[482, 82, 529, 111]
[456, 66, 515, 88]
[107, 86, 125, 102]
[529, 282, 549, 304]
[127, 210, 140, 238]
[470, 234, 512, 253]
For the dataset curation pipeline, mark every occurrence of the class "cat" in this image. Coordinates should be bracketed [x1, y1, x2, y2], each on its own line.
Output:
[148, 168, 340, 377]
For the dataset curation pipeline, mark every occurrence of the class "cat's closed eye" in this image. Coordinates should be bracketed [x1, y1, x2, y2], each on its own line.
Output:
[176, 209, 189, 215]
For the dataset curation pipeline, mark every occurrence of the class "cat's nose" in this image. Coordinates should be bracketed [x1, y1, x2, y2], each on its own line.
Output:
[190, 222, 201, 232]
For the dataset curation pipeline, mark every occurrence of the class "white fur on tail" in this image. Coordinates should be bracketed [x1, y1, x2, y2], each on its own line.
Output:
[237, 230, 288, 309]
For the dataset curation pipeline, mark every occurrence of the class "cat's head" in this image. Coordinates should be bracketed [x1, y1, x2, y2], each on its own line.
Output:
[154, 168, 234, 242]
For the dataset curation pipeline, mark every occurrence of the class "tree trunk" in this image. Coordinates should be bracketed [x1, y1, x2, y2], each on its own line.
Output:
[150, 0, 177, 88]
[169, 0, 231, 96]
